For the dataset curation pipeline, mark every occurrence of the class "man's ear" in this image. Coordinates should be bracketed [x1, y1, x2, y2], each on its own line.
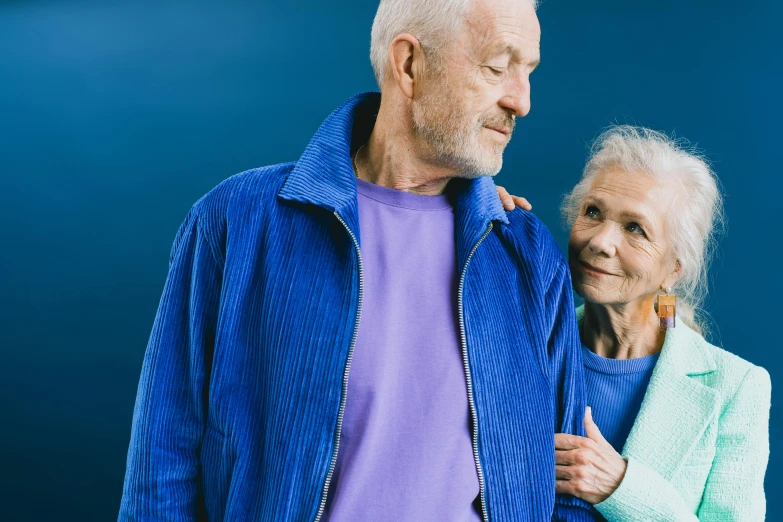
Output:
[387, 33, 425, 99]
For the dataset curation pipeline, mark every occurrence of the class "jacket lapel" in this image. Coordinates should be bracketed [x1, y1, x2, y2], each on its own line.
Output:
[449, 176, 509, 269]
[277, 91, 382, 238]
[576, 306, 719, 479]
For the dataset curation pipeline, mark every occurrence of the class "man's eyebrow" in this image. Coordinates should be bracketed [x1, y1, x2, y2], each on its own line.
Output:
[486, 43, 540, 67]
[486, 43, 517, 58]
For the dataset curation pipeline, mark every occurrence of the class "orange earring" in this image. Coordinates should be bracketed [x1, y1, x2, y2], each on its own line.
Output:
[657, 287, 676, 328]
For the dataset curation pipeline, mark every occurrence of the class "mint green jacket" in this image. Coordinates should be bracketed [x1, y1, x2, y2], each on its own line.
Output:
[575, 306, 771, 521]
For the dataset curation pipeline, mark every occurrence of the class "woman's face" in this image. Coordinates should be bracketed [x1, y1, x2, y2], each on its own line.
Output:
[568, 169, 681, 307]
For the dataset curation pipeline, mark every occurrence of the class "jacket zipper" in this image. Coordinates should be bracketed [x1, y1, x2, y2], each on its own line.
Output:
[314, 212, 365, 522]
[458, 222, 493, 522]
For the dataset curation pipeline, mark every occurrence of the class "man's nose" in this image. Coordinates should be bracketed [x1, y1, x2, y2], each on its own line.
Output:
[498, 72, 531, 118]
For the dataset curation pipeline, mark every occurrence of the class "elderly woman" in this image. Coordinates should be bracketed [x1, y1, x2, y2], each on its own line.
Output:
[498, 125, 770, 521]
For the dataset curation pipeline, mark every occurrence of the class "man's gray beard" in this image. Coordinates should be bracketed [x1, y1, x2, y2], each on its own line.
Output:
[411, 87, 504, 179]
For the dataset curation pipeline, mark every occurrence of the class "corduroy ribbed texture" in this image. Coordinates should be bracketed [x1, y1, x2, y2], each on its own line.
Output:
[118, 92, 597, 521]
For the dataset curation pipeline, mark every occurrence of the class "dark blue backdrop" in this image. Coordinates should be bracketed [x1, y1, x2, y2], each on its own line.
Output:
[1, 0, 780, 519]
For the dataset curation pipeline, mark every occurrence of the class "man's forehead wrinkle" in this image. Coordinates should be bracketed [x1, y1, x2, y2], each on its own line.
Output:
[463, 11, 540, 61]
[467, 6, 541, 33]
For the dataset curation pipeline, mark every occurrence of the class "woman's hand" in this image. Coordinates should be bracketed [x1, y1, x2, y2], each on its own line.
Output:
[496, 185, 532, 211]
[555, 407, 627, 505]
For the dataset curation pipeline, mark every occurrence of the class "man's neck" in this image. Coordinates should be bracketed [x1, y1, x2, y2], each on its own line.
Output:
[353, 104, 456, 196]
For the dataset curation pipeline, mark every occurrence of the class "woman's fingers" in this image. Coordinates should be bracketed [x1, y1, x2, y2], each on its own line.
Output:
[557, 467, 593, 500]
[496, 185, 515, 210]
[584, 406, 608, 445]
[512, 196, 532, 211]
[555, 433, 589, 450]
[555, 464, 579, 480]
[496, 185, 533, 211]
[555, 479, 579, 497]
[555, 449, 579, 466]
[555, 425, 627, 504]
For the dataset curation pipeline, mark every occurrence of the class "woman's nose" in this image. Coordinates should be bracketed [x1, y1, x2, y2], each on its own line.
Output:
[587, 222, 617, 257]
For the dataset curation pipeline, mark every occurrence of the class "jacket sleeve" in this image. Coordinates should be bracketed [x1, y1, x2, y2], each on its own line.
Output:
[593, 366, 771, 522]
[118, 207, 224, 522]
[546, 260, 599, 522]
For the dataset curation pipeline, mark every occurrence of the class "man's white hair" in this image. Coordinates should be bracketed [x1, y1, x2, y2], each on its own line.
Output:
[369, 0, 538, 89]
[561, 125, 725, 336]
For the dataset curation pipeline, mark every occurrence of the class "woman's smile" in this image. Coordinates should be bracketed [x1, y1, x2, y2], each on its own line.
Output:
[578, 259, 617, 277]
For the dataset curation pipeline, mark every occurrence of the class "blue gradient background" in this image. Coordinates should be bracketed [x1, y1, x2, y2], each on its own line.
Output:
[1, 0, 780, 519]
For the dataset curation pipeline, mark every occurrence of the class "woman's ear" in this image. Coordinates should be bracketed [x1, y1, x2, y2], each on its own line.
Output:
[663, 258, 682, 290]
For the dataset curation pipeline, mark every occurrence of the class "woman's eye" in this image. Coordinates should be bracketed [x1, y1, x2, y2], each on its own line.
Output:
[486, 66, 505, 76]
[627, 222, 646, 236]
[585, 206, 600, 219]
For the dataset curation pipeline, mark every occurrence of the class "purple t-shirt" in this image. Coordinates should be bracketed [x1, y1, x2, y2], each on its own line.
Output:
[322, 177, 482, 521]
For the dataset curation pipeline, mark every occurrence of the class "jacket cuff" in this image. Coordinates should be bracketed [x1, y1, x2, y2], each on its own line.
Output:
[593, 456, 680, 521]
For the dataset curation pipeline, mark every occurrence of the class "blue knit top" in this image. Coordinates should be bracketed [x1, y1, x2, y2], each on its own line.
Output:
[582, 345, 660, 453]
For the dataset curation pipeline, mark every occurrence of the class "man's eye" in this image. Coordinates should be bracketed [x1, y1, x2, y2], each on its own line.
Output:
[486, 66, 505, 76]
[585, 205, 600, 218]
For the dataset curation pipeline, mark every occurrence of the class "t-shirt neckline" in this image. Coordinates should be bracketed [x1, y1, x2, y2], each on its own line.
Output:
[355, 177, 453, 211]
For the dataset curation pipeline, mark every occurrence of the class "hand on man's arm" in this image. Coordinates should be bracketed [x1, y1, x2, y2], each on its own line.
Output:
[496, 184, 532, 211]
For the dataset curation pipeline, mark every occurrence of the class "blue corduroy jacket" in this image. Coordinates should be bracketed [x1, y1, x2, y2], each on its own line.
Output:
[118, 92, 596, 521]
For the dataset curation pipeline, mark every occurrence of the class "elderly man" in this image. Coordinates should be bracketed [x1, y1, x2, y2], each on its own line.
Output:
[119, 0, 596, 520]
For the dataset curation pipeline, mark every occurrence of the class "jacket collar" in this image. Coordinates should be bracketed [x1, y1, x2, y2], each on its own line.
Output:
[575, 304, 718, 477]
[277, 91, 509, 249]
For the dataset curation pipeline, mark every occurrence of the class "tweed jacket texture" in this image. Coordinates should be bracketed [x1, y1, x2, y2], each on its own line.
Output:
[574, 306, 772, 521]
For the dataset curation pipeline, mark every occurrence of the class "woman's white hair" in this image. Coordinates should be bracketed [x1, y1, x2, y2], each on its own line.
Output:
[369, 0, 538, 89]
[561, 125, 725, 336]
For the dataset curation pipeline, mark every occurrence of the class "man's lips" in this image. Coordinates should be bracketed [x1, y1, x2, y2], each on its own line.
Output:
[579, 260, 616, 276]
[485, 125, 511, 136]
